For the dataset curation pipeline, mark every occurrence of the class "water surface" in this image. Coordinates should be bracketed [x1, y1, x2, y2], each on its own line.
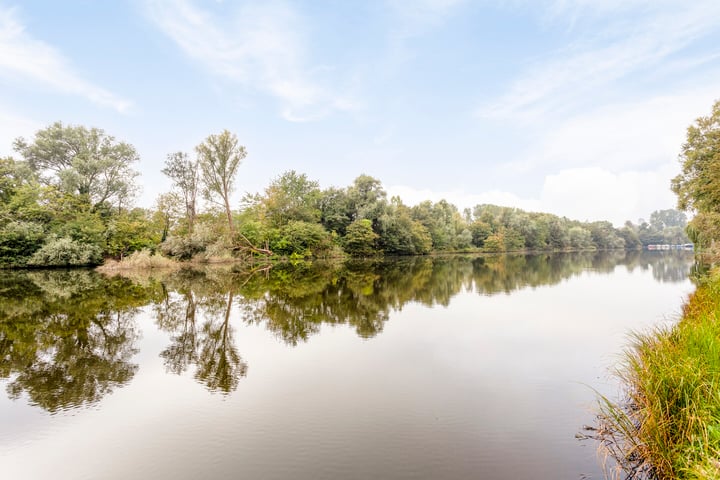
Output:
[0, 251, 695, 479]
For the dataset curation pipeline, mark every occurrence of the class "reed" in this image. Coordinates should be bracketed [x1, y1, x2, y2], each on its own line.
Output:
[597, 270, 720, 479]
[97, 249, 181, 271]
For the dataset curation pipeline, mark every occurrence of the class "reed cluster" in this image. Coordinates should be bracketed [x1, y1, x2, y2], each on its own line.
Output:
[598, 270, 720, 479]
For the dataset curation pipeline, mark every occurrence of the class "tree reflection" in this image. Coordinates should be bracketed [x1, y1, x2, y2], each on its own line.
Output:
[153, 250, 695, 353]
[0, 270, 154, 413]
[195, 291, 246, 393]
[153, 270, 248, 394]
[0, 250, 695, 411]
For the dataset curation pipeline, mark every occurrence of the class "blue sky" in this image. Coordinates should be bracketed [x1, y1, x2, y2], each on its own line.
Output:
[1, 0, 719, 225]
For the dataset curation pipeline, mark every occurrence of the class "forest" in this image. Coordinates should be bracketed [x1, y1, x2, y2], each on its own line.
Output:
[0, 121, 689, 267]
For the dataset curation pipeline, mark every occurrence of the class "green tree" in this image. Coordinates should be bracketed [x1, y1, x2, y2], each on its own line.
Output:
[196, 130, 245, 238]
[344, 219, 379, 256]
[671, 100, 720, 249]
[105, 208, 158, 259]
[261, 170, 321, 228]
[0, 221, 45, 265]
[162, 152, 200, 234]
[13, 122, 139, 210]
[319, 187, 352, 235]
[348, 175, 387, 224]
[378, 199, 432, 255]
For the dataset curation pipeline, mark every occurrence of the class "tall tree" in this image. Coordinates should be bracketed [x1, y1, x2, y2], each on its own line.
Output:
[196, 130, 245, 237]
[671, 100, 720, 248]
[196, 130, 270, 255]
[13, 122, 139, 210]
[162, 152, 200, 234]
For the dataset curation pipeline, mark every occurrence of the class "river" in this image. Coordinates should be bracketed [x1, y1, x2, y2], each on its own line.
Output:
[0, 251, 695, 479]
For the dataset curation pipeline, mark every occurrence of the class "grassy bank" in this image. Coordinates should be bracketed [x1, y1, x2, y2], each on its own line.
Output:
[598, 269, 720, 479]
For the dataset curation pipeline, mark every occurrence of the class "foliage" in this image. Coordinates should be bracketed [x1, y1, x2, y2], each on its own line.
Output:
[260, 170, 321, 228]
[13, 121, 139, 209]
[105, 208, 159, 259]
[270, 221, 335, 258]
[161, 223, 214, 260]
[162, 151, 200, 233]
[27, 236, 103, 266]
[0, 221, 45, 265]
[671, 100, 720, 252]
[343, 219, 378, 256]
[196, 130, 246, 236]
[0, 121, 676, 267]
[378, 199, 432, 255]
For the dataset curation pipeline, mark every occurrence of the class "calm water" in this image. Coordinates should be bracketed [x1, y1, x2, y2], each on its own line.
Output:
[0, 251, 695, 479]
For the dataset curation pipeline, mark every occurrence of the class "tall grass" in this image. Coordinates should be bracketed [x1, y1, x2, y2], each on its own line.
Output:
[97, 249, 180, 272]
[597, 270, 720, 479]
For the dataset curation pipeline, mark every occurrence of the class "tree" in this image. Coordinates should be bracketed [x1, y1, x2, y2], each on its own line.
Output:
[162, 152, 200, 234]
[154, 192, 183, 243]
[348, 175, 387, 223]
[319, 187, 352, 235]
[13, 122, 139, 209]
[671, 100, 720, 249]
[196, 130, 245, 237]
[195, 130, 270, 255]
[649, 209, 687, 230]
[344, 219, 378, 256]
[261, 170, 321, 228]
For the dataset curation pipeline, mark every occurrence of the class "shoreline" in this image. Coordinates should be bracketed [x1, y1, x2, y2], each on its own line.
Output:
[596, 268, 720, 478]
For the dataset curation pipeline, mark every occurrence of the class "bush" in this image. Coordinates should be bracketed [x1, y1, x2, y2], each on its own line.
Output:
[271, 221, 334, 257]
[98, 249, 178, 271]
[344, 219, 378, 256]
[27, 237, 102, 266]
[160, 224, 216, 260]
[0, 221, 45, 264]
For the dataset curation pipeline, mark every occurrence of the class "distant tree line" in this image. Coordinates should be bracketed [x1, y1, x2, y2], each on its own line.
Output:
[0, 121, 689, 267]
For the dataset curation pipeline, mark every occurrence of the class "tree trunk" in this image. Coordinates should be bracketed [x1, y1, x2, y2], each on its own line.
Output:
[223, 187, 236, 237]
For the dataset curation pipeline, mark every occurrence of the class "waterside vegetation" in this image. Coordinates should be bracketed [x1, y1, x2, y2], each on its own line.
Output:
[596, 99, 720, 479]
[1, 122, 688, 268]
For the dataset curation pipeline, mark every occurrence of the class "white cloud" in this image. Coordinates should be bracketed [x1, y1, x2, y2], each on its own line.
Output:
[539, 165, 679, 225]
[0, 7, 131, 113]
[506, 89, 720, 173]
[387, 184, 541, 212]
[479, 1, 720, 120]
[144, 0, 357, 121]
[389, 162, 678, 226]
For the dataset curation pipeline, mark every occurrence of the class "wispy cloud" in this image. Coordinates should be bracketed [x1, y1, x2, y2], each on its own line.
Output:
[479, 1, 720, 120]
[504, 87, 720, 173]
[0, 7, 131, 113]
[386, 0, 467, 37]
[144, 0, 357, 122]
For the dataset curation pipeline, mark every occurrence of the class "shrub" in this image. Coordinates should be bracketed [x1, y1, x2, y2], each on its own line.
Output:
[271, 221, 334, 257]
[27, 237, 102, 266]
[160, 223, 216, 260]
[0, 221, 45, 264]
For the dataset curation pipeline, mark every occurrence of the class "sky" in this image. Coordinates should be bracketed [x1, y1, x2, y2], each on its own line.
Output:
[1, 0, 719, 226]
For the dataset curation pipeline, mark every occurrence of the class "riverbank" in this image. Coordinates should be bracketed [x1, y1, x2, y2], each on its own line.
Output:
[597, 268, 720, 479]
